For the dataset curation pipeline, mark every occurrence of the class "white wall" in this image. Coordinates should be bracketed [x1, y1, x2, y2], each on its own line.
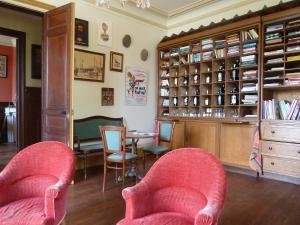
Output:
[0, 7, 42, 87]
[72, 1, 166, 134]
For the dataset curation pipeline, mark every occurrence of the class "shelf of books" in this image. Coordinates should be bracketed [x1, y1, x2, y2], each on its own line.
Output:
[158, 25, 260, 120]
[262, 16, 300, 121]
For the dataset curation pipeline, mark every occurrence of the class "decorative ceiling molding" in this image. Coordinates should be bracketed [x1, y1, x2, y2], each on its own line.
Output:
[161, 0, 300, 43]
[14, 0, 55, 10]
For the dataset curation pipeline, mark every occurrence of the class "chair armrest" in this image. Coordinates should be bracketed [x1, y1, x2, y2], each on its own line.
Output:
[122, 181, 152, 219]
[194, 200, 223, 225]
[45, 181, 69, 219]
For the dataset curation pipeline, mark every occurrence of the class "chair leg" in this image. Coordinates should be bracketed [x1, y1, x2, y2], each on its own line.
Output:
[102, 162, 107, 192]
[115, 163, 118, 184]
[122, 162, 125, 188]
[84, 153, 87, 180]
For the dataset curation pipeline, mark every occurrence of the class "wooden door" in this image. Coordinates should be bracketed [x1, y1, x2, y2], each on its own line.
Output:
[42, 3, 74, 146]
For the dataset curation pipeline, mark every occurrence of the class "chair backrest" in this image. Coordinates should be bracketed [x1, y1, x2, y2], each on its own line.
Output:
[158, 120, 175, 144]
[142, 148, 226, 219]
[100, 126, 126, 157]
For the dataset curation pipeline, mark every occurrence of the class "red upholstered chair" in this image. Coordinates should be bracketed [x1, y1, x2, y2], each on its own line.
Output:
[117, 148, 227, 225]
[0, 141, 75, 225]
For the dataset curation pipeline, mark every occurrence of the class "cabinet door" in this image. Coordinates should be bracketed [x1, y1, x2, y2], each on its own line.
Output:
[220, 123, 256, 168]
[186, 121, 218, 156]
[172, 121, 185, 149]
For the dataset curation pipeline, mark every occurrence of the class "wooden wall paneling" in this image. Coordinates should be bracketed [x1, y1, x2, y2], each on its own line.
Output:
[185, 120, 218, 156]
[23, 87, 41, 147]
[220, 122, 256, 168]
[172, 120, 185, 149]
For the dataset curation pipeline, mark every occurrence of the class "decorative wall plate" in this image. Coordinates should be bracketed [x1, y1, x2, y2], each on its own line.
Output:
[140, 49, 148, 61]
[122, 34, 131, 48]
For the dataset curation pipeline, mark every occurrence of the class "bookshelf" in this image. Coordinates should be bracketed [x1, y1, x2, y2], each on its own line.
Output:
[158, 25, 260, 120]
[262, 15, 300, 121]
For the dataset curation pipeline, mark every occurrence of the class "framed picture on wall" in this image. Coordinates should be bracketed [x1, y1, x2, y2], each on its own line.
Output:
[74, 49, 105, 82]
[110, 51, 123, 72]
[0, 54, 8, 78]
[102, 88, 114, 106]
[97, 19, 112, 47]
[75, 18, 89, 46]
[31, 44, 42, 79]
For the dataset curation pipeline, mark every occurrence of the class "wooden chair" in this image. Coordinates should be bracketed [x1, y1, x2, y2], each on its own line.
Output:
[142, 120, 175, 173]
[100, 126, 138, 192]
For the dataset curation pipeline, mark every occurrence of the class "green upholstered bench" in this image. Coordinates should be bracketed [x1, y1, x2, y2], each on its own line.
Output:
[74, 116, 125, 179]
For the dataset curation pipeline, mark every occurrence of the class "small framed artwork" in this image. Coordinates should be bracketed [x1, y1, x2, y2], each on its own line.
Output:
[74, 49, 105, 82]
[110, 51, 123, 72]
[31, 44, 42, 79]
[75, 18, 89, 46]
[0, 54, 8, 78]
[102, 88, 114, 106]
[97, 19, 112, 47]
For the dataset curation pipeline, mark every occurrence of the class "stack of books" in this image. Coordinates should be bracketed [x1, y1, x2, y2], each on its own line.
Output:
[241, 29, 258, 41]
[266, 66, 284, 71]
[242, 95, 258, 105]
[287, 19, 300, 28]
[215, 39, 226, 48]
[170, 48, 179, 57]
[265, 33, 282, 45]
[241, 55, 256, 67]
[287, 30, 300, 36]
[201, 39, 213, 51]
[242, 70, 257, 80]
[264, 83, 281, 87]
[243, 42, 257, 54]
[192, 43, 201, 52]
[266, 57, 284, 64]
[192, 53, 201, 63]
[241, 83, 257, 92]
[266, 24, 283, 32]
[287, 55, 300, 62]
[227, 33, 240, 45]
[202, 51, 214, 61]
[264, 49, 284, 56]
[179, 46, 191, 54]
[227, 45, 240, 56]
[287, 36, 300, 45]
[287, 45, 300, 52]
[285, 71, 300, 85]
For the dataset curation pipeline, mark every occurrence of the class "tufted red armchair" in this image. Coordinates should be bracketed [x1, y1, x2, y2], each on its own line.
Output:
[117, 148, 227, 225]
[0, 141, 75, 225]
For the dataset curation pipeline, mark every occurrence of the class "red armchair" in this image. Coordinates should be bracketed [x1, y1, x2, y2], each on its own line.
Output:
[0, 141, 75, 225]
[117, 148, 227, 225]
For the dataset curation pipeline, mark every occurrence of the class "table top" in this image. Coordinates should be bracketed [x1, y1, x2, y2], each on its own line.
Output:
[126, 131, 158, 139]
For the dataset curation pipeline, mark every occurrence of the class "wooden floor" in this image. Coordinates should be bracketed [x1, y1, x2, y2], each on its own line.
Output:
[65, 167, 300, 225]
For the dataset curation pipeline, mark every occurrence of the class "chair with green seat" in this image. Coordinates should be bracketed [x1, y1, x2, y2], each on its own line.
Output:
[100, 126, 138, 192]
[143, 120, 175, 173]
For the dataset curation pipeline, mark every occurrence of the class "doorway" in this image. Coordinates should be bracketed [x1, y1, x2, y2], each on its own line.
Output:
[0, 34, 17, 169]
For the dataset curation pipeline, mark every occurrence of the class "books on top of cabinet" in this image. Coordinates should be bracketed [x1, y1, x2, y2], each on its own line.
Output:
[241, 29, 258, 41]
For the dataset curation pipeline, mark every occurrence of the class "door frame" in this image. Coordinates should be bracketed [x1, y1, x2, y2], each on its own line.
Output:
[0, 27, 25, 151]
[0, 2, 43, 150]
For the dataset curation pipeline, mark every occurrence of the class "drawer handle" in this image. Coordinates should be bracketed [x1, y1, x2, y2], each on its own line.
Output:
[270, 162, 275, 166]
[271, 130, 275, 134]
[268, 147, 273, 150]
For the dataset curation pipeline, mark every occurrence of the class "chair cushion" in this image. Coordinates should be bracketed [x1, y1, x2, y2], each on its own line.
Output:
[117, 212, 193, 225]
[0, 197, 48, 225]
[143, 145, 169, 154]
[107, 152, 137, 161]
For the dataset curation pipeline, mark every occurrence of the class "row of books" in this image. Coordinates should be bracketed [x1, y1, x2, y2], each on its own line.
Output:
[241, 29, 258, 41]
[241, 95, 258, 105]
[227, 45, 240, 56]
[227, 33, 240, 45]
[265, 32, 282, 45]
[287, 36, 300, 45]
[241, 83, 257, 92]
[286, 55, 300, 62]
[242, 70, 257, 80]
[262, 99, 300, 120]
[202, 39, 213, 51]
[266, 57, 284, 64]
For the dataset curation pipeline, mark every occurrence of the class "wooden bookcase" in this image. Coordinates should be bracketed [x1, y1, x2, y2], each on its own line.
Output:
[158, 23, 261, 121]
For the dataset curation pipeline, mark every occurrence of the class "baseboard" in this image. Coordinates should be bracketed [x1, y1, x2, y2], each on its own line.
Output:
[225, 165, 300, 185]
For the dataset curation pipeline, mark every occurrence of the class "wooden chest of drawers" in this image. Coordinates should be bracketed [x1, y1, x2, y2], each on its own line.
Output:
[261, 121, 300, 178]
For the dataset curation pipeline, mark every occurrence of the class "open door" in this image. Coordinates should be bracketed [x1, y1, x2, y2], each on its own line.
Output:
[42, 3, 74, 147]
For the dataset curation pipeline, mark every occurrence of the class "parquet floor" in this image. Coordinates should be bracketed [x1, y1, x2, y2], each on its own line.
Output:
[65, 166, 300, 225]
